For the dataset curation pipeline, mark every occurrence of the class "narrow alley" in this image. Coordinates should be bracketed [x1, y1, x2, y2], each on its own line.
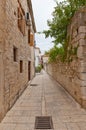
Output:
[0, 71, 86, 130]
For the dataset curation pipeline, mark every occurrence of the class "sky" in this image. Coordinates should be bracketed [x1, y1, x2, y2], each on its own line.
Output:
[31, 0, 62, 54]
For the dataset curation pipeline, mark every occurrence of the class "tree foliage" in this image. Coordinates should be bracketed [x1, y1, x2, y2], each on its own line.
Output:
[47, 46, 65, 62]
[44, 51, 50, 55]
[43, 0, 86, 62]
[44, 0, 86, 45]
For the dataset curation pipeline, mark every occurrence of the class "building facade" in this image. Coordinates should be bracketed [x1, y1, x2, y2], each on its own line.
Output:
[42, 55, 49, 71]
[0, 0, 36, 121]
[35, 47, 41, 67]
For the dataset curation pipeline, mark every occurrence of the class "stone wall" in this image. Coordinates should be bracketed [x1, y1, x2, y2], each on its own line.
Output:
[46, 7, 86, 109]
[0, 0, 6, 121]
[0, 0, 35, 121]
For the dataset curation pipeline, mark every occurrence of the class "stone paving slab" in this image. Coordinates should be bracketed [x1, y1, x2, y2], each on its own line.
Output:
[0, 70, 86, 130]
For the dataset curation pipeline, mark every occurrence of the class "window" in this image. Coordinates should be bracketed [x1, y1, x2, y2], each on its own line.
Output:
[13, 47, 17, 62]
[28, 29, 30, 44]
[20, 60, 23, 73]
[18, 1, 25, 35]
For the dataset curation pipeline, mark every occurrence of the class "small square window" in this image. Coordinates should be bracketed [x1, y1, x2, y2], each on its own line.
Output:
[20, 60, 23, 73]
[13, 46, 17, 62]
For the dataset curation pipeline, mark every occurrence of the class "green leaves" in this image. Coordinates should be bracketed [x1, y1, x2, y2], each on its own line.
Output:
[43, 0, 86, 45]
[43, 0, 86, 63]
[44, 1, 69, 45]
[48, 46, 65, 62]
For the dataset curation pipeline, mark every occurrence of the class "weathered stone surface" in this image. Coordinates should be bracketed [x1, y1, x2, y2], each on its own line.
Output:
[0, 0, 35, 121]
[79, 39, 86, 46]
[77, 46, 83, 58]
[79, 26, 86, 33]
[46, 7, 86, 109]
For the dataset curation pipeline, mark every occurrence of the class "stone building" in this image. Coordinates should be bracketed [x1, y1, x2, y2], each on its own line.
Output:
[0, 0, 36, 121]
[35, 47, 41, 67]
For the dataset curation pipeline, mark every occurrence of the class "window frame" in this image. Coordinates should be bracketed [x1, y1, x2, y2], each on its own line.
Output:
[13, 46, 18, 62]
[20, 60, 23, 73]
[28, 29, 30, 44]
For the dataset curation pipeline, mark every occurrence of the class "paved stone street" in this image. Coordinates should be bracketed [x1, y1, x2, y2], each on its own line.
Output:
[0, 70, 86, 130]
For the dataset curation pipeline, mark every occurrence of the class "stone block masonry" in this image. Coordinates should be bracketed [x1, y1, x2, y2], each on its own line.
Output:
[0, 0, 36, 121]
[46, 7, 86, 109]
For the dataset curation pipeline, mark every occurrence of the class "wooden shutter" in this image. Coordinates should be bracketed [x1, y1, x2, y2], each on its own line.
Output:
[30, 34, 34, 46]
